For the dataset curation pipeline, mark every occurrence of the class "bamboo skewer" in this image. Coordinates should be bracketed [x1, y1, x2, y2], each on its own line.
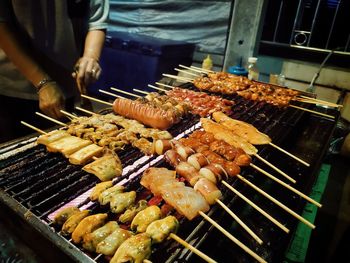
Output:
[75, 106, 96, 115]
[298, 95, 343, 107]
[147, 84, 169, 92]
[199, 212, 267, 263]
[60, 110, 77, 119]
[162, 73, 194, 83]
[250, 163, 322, 207]
[110, 87, 142, 98]
[155, 82, 175, 89]
[169, 233, 218, 263]
[221, 181, 289, 233]
[99, 89, 124, 99]
[20, 121, 47, 135]
[269, 142, 310, 167]
[236, 174, 315, 229]
[295, 98, 343, 108]
[215, 199, 263, 244]
[253, 154, 296, 183]
[289, 105, 335, 119]
[35, 112, 67, 126]
[190, 65, 214, 73]
[81, 94, 113, 107]
[179, 64, 207, 74]
[133, 88, 149, 96]
[174, 68, 201, 77]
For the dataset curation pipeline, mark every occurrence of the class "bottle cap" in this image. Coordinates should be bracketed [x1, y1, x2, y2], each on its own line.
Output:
[248, 57, 258, 63]
[228, 65, 248, 76]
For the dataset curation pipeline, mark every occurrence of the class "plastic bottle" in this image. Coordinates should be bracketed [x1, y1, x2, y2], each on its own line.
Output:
[202, 55, 213, 71]
[247, 57, 259, 81]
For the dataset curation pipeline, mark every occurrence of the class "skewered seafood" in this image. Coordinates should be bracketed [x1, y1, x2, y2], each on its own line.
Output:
[131, 205, 162, 233]
[90, 181, 114, 201]
[72, 213, 108, 244]
[96, 228, 133, 256]
[61, 210, 90, 236]
[119, 200, 148, 223]
[82, 221, 119, 252]
[98, 184, 125, 206]
[110, 191, 136, 214]
[145, 216, 179, 244]
[83, 154, 122, 181]
[53, 206, 80, 226]
[110, 233, 152, 263]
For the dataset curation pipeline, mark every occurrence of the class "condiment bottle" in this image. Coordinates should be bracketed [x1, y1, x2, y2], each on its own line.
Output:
[247, 57, 259, 81]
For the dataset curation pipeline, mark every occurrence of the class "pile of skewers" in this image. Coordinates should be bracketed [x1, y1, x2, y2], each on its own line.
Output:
[162, 65, 341, 120]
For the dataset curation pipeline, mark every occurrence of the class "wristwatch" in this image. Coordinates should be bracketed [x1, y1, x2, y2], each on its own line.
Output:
[36, 78, 53, 92]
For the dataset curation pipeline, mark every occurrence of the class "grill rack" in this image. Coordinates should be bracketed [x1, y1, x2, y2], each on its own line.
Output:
[0, 83, 339, 262]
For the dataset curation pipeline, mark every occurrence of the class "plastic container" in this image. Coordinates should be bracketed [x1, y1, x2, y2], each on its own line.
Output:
[247, 57, 259, 81]
[88, 31, 195, 97]
[228, 65, 248, 77]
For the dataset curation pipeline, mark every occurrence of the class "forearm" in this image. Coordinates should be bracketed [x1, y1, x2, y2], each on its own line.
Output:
[0, 23, 48, 88]
[82, 29, 106, 61]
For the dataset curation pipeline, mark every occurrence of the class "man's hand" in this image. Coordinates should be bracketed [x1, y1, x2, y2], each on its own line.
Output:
[38, 81, 65, 119]
[72, 56, 101, 94]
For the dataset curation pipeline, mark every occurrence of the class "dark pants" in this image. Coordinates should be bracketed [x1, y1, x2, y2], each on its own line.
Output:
[0, 95, 75, 144]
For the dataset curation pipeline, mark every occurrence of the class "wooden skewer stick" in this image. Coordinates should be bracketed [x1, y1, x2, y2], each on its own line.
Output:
[75, 106, 96, 115]
[20, 121, 47, 135]
[179, 64, 207, 74]
[133, 88, 149, 96]
[110, 87, 142, 98]
[236, 174, 316, 229]
[81, 94, 113, 107]
[147, 84, 168, 92]
[221, 180, 289, 233]
[162, 73, 194, 83]
[252, 154, 296, 184]
[199, 211, 267, 263]
[298, 95, 343, 107]
[35, 112, 67, 126]
[169, 233, 218, 263]
[190, 65, 214, 73]
[99, 89, 124, 99]
[295, 98, 343, 108]
[60, 110, 77, 119]
[215, 198, 263, 245]
[250, 163, 322, 207]
[155, 82, 175, 89]
[269, 142, 310, 167]
[289, 105, 335, 119]
[174, 68, 200, 77]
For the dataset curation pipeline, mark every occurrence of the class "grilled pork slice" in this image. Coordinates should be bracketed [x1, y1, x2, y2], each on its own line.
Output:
[68, 144, 104, 165]
[83, 154, 122, 181]
[146, 216, 179, 243]
[72, 213, 108, 244]
[82, 221, 119, 252]
[46, 135, 92, 157]
[110, 233, 152, 263]
[37, 130, 70, 146]
[96, 228, 133, 256]
[131, 205, 161, 233]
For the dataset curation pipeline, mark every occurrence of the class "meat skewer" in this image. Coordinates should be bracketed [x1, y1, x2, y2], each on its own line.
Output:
[212, 111, 310, 166]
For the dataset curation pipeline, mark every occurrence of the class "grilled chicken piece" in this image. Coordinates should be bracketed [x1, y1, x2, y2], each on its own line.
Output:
[72, 213, 108, 244]
[82, 221, 119, 252]
[53, 206, 80, 226]
[83, 154, 123, 181]
[98, 185, 125, 206]
[96, 228, 133, 256]
[119, 200, 148, 224]
[110, 233, 152, 263]
[90, 181, 114, 201]
[131, 205, 162, 233]
[146, 216, 179, 244]
[61, 210, 90, 236]
[110, 191, 136, 214]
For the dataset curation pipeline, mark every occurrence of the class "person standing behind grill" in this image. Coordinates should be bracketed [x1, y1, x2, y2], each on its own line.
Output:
[0, 0, 109, 143]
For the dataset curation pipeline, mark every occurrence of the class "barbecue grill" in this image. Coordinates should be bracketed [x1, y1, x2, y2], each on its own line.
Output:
[0, 83, 339, 263]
